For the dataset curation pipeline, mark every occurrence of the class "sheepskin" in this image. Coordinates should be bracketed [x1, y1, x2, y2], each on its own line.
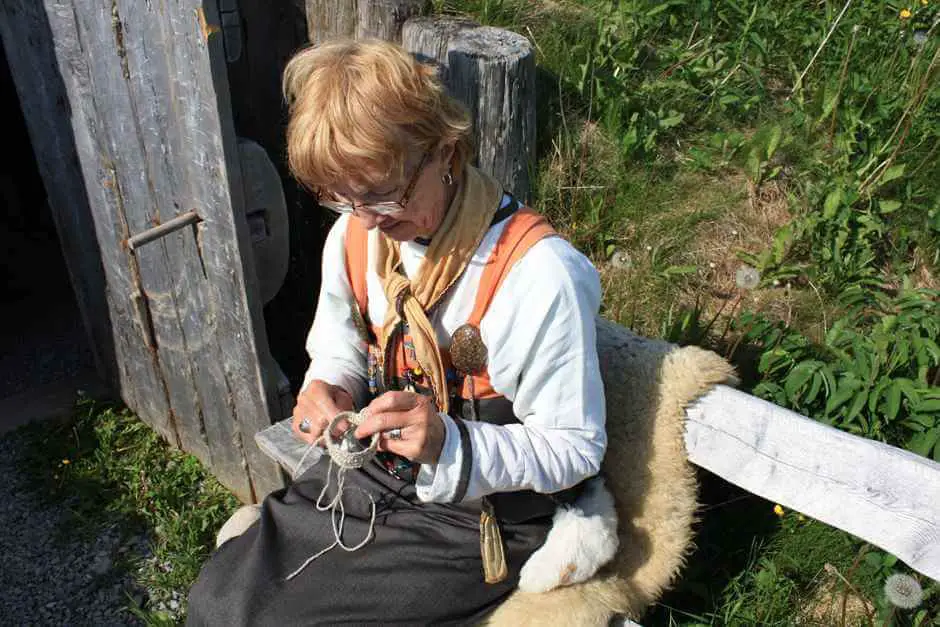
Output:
[484, 319, 737, 626]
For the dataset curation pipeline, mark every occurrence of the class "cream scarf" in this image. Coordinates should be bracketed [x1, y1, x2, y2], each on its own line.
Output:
[374, 165, 503, 414]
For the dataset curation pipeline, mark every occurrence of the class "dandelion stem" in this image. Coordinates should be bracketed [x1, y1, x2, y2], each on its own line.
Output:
[790, 0, 853, 97]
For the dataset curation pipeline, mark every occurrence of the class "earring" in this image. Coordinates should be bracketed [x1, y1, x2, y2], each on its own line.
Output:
[441, 171, 454, 186]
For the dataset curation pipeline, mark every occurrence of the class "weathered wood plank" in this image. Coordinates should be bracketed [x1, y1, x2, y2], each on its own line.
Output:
[0, 0, 118, 391]
[305, 0, 357, 45]
[5, 0, 174, 429]
[254, 418, 323, 480]
[685, 385, 940, 582]
[120, 0, 230, 467]
[187, 0, 286, 500]
[444, 26, 536, 201]
[65, 0, 190, 452]
[357, 0, 429, 42]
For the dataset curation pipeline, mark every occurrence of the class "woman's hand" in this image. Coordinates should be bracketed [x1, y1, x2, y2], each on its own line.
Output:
[291, 380, 355, 446]
[354, 391, 445, 464]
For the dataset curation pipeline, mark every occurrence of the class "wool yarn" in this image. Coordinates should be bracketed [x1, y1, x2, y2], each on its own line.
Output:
[284, 411, 381, 581]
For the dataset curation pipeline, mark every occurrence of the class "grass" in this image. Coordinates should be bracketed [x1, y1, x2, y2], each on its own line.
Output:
[11, 396, 238, 624]
[444, 0, 940, 623]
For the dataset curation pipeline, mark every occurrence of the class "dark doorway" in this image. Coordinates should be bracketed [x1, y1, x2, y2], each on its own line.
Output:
[0, 38, 98, 430]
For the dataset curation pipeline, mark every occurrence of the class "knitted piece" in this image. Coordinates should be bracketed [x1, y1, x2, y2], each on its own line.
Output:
[284, 411, 381, 581]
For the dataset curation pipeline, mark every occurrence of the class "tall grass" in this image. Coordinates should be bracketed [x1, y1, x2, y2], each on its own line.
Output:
[445, 0, 939, 623]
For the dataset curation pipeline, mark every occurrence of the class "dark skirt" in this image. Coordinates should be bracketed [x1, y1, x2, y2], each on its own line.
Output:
[186, 455, 552, 626]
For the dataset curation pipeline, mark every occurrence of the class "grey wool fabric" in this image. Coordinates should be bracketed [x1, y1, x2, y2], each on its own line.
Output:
[186, 453, 552, 626]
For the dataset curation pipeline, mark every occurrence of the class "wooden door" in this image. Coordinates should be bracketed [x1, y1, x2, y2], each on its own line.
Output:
[0, 0, 284, 502]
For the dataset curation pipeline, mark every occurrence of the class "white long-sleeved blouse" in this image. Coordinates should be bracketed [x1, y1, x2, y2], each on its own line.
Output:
[301, 209, 607, 504]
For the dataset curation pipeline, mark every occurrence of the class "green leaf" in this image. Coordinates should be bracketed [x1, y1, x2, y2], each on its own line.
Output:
[885, 381, 902, 422]
[661, 265, 698, 277]
[771, 225, 792, 264]
[823, 188, 843, 219]
[909, 428, 940, 458]
[766, 125, 783, 160]
[881, 164, 906, 184]
[846, 391, 869, 424]
[659, 111, 685, 129]
[914, 399, 940, 414]
[806, 371, 824, 404]
[878, 199, 902, 214]
[646, 3, 672, 17]
[825, 379, 860, 415]
[785, 361, 818, 403]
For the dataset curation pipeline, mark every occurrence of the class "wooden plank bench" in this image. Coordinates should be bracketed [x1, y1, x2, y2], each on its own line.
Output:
[256, 383, 940, 583]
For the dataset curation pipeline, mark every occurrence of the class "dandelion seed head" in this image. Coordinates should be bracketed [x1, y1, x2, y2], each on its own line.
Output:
[645, 245, 653, 252]
[609, 249, 633, 270]
[735, 265, 761, 290]
[708, 262, 716, 269]
[913, 29, 928, 44]
[884, 573, 923, 609]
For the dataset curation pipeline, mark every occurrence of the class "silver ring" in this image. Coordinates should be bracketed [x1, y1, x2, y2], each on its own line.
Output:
[299, 417, 312, 434]
[386, 427, 403, 440]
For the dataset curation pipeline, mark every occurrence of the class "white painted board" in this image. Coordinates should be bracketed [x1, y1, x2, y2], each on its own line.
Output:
[685, 385, 940, 582]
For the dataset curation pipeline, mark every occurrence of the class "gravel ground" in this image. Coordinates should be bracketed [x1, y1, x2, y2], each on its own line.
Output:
[0, 433, 148, 626]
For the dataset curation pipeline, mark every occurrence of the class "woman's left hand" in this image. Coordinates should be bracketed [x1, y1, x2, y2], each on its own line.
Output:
[354, 391, 445, 464]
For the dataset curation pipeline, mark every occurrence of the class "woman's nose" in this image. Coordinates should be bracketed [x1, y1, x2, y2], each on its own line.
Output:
[356, 209, 388, 230]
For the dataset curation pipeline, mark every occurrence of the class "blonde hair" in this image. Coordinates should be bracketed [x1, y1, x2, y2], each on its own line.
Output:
[283, 39, 473, 192]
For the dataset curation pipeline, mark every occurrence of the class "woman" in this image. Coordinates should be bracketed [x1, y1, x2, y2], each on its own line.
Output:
[187, 38, 606, 625]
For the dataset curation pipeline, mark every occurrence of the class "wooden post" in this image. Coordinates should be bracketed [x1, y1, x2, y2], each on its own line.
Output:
[306, 0, 429, 45]
[358, 0, 429, 42]
[305, 0, 356, 45]
[440, 25, 537, 201]
[401, 15, 478, 79]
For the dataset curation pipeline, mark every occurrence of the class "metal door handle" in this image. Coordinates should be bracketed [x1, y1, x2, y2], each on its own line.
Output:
[127, 210, 202, 251]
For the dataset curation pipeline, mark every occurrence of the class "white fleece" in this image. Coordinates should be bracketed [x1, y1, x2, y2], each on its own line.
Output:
[302, 212, 607, 503]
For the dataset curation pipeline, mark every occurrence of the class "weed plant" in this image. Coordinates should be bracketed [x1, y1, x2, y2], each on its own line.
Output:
[443, 0, 938, 623]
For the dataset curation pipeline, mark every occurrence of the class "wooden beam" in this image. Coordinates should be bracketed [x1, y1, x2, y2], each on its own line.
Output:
[685, 385, 940, 582]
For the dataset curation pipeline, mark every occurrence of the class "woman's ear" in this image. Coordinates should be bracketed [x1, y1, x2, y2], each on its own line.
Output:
[438, 141, 457, 172]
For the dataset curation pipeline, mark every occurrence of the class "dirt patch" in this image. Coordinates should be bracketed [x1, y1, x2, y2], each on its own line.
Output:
[796, 566, 875, 626]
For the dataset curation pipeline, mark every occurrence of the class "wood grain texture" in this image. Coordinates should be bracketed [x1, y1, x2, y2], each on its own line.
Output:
[305, 0, 356, 45]
[254, 417, 323, 480]
[685, 385, 940, 581]
[7, 0, 285, 503]
[401, 15, 478, 80]
[197, 0, 287, 501]
[357, 0, 429, 42]
[444, 26, 536, 201]
[2, 0, 173, 430]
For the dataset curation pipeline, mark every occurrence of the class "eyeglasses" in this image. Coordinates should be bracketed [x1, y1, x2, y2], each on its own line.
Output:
[318, 149, 432, 216]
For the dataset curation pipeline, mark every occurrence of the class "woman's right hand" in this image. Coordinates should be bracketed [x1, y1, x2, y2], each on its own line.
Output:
[291, 380, 355, 446]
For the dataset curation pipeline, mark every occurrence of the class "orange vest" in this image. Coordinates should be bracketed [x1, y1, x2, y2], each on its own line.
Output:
[343, 206, 555, 404]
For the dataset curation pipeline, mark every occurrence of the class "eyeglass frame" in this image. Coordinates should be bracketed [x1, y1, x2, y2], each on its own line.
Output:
[317, 148, 433, 217]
